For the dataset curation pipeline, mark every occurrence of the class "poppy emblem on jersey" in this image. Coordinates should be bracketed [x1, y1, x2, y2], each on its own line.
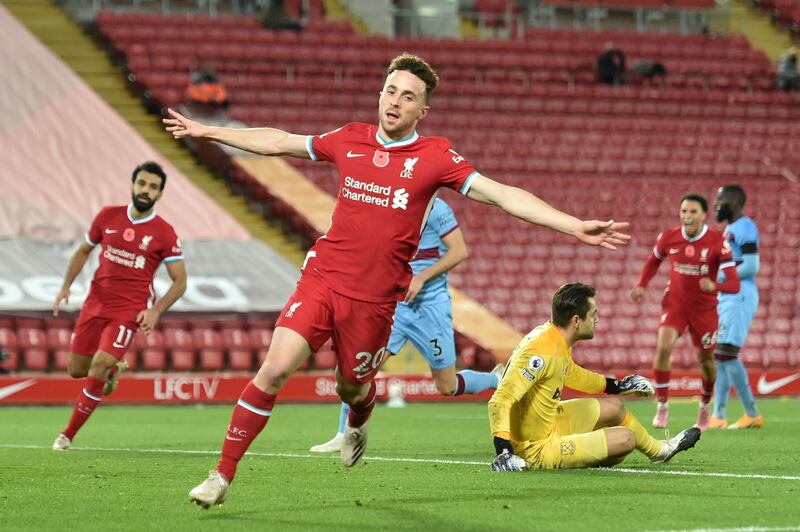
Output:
[123, 228, 136, 242]
[400, 157, 419, 179]
[373, 150, 390, 168]
[684, 244, 695, 258]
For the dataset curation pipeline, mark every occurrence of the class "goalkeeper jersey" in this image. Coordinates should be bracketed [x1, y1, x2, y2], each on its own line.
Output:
[488, 321, 606, 443]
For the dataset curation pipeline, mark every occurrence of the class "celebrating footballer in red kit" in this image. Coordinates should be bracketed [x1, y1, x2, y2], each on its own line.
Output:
[164, 53, 631, 508]
[52, 162, 187, 451]
[630, 193, 739, 431]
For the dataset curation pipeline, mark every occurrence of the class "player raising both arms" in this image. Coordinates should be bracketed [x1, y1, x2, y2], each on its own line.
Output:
[489, 283, 700, 472]
[52, 162, 187, 451]
[164, 53, 630, 508]
[310, 198, 504, 453]
[630, 193, 739, 431]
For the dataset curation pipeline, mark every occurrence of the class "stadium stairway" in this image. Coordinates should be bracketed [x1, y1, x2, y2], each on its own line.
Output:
[322, 0, 369, 34]
[0, 0, 306, 267]
[726, 0, 794, 60]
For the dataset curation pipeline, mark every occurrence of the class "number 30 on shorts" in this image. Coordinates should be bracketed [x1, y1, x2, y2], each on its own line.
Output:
[353, 347, 388, 379]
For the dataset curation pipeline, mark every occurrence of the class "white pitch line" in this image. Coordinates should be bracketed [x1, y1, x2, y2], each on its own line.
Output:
[647, 527, 800, 532]
[1, 444, 799, 482]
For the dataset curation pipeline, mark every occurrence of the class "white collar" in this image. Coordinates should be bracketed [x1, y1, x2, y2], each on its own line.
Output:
[127, 203, 157, 224]
[376, 130, 419, 148]
[682, 224, 708, 242]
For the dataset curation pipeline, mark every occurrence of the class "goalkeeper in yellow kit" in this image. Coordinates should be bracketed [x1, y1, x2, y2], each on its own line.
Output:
[488, 283, 701, 471]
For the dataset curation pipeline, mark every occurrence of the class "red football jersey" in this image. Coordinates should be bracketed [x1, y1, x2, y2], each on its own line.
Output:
[652, 224, 735, 309]
[82, 205, 183, 320]
[306, 122, 477, 302]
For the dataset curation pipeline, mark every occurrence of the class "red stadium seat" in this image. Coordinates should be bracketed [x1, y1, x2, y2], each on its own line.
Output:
[221, 329, 252, 350]
[23, 349, 49, 371]
[192, 329, 222, 349]
[228, 349, 254, 371]
[250, 328, 273, 351]
[17, 328, 47, 350]
[199, 349, 225, 371]
[0, 327, 19, 372]
[46, 328, 72, 350]
[52, 349, 71, 371]
[135, 329, 165, 350]
[141, 348, 168, 371]
[164, 329, 194, 350]
[15, 317, 44, 329]
[170, 349, 196, 371]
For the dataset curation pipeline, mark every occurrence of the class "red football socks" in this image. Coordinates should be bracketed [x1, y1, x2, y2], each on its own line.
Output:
[347, 381, 377, 429]
[62, 377, 105, 440]
[654, 369, 671, 403]
[216, 381, 276, 482]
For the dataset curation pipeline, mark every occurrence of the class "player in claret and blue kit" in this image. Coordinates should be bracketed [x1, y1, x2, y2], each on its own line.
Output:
[710, 185, 763, 430]
[165, 53, 631, 508]
[51, 162, 187, 451]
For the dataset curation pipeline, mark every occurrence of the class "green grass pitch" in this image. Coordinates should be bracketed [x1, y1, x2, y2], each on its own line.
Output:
[1, 398, 798, 531]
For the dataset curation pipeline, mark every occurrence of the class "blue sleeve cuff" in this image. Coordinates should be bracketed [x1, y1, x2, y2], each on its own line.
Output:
[459, 171, 479, 195]
[306, 136, 318, 161]
[85, 233, 97, 247]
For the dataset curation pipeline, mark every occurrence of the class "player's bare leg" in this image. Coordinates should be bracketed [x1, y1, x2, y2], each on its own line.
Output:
[336, 369, 375, 467]
[431, 366, 458, 395]
[652, 327, 679, 428]
[190, 327, 311, 508]
[694, 347, 716, 431]
[66, 353, 91, 379]
[54, 350, 118, 450]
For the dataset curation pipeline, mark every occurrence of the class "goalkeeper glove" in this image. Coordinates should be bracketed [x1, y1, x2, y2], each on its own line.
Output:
[605, 374, 654, 396]
[491, 450, 528, 472]
[491, 437, 527, 472]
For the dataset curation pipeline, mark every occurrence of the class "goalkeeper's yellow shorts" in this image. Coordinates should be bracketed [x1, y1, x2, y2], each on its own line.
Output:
[513, 398, 610, 469]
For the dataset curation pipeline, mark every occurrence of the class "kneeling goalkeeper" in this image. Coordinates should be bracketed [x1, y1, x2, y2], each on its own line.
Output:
[488, 283, 701, 472]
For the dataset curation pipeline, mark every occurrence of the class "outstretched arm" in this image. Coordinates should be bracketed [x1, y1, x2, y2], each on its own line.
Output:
[53, 241, 94, 316]
[162, 108, 311, 158]
[405, 227, 468, 303]
[466, 174, 630, 250]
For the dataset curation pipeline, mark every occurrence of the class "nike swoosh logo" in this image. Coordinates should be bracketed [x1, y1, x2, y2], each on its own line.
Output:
[105, 229, 118, 234]
[0, 379, 37, 400]
[669, 248, 680, 254]
[346, 151, 365, 158]
[757, 372, 800, 395]
[225, 435, 243, 441]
